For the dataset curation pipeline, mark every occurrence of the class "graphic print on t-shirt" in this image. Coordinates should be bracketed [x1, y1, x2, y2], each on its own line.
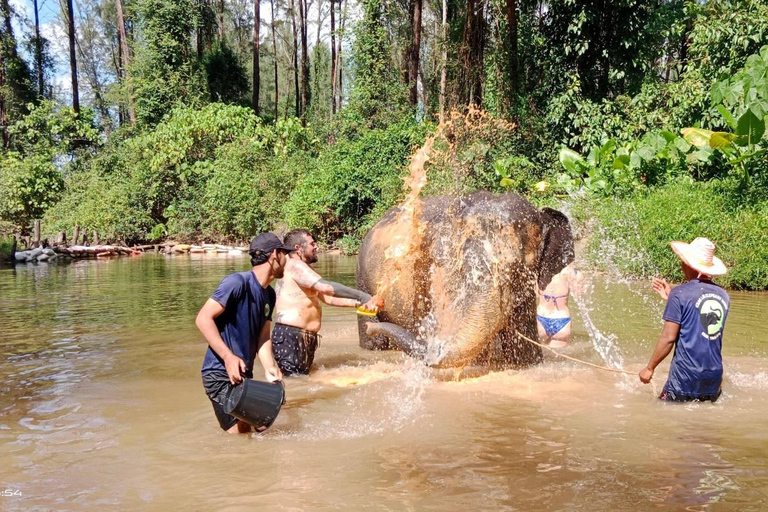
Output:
[695, 293, 728, 340]
[699, 299, 724, 335]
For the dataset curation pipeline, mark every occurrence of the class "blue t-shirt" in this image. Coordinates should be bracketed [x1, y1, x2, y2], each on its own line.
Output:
[662, 279, 730, 397]
[201, 271, 276, 375]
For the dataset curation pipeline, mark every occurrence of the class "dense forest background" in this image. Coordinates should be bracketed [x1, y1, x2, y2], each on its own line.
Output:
[0, 0, 767, 288]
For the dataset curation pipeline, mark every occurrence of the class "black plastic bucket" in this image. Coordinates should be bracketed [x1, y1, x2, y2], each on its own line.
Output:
[224, 379, 285, 431]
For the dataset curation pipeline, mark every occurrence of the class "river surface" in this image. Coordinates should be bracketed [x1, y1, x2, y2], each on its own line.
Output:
[1, 254, 768, 511]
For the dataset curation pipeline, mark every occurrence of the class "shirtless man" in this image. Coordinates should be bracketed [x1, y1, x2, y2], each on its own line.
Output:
[272, 229, 382, 375]
[536, 263, 582, 348]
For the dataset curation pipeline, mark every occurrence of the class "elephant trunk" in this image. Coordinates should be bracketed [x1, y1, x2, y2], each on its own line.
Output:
[365, 322, 425, 357]
[366, 288, 501, 368]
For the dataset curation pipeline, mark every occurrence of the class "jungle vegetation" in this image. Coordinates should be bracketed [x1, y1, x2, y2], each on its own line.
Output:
[0, 0, 767, 288]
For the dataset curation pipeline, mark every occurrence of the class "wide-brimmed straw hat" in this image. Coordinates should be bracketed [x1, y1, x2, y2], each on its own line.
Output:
[670, 237, 727, 276]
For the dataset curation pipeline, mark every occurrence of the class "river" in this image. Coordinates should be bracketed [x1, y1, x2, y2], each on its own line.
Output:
[1, 254, 767, 510]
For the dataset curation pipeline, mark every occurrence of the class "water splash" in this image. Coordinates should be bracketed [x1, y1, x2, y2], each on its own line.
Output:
[572, 277, 627, 372]
[266, 360, 432, 441]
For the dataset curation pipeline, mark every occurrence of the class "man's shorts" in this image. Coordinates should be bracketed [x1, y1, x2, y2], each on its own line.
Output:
[272, 323, 319, 376]
[202, 369, 253, 431]
[659, 388, 722, 403]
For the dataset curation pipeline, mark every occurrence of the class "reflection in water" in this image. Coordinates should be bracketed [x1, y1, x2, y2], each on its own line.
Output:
[1, 255, 768, 510]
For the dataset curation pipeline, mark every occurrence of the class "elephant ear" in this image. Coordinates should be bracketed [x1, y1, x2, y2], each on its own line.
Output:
[537, 207, 575, 289]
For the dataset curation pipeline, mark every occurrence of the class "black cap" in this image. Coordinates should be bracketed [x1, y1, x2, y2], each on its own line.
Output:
[249, 233, 295, 256]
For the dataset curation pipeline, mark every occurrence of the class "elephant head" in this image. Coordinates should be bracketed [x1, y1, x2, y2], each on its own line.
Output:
[359, 192, 574, 369]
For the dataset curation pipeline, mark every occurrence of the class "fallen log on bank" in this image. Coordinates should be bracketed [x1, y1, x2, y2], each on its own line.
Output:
[11, 242, 249, 263]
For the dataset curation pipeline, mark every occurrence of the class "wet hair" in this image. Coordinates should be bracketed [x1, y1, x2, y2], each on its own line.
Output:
[250, 249, 272, 267]
[283, 229, 314, 251]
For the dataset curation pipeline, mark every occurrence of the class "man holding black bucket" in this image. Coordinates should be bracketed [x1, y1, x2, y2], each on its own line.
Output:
[197, 233, 293, 434]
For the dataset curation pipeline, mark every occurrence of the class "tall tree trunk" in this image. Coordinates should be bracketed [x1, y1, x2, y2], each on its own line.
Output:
[115, 0, 135, 123]
[337, 0, 347, 108]
[330, 0, 336, 114]
[116, 28, 124, 126]
[439, 0, 446, 121]
[680, 17, 692, 71]
[316, 0, 323, 48]
[505, 0, 517, 99]
[408, 0, 422, 106]
[33, 0, 43, 96]
[460, 0, 475, 106]
[253, 0, 260, 115]
[0, 0, 12, 145]
[64, 0, 80, 114]
[473, 0, 484, 105]
[219, 0, 225, 41]
[196, 2, 203, 59]
[290, 0, 299, 117]
[271, 0, 278, 120]
[298, 0, 308, 125]
[0, 35, 7, 148]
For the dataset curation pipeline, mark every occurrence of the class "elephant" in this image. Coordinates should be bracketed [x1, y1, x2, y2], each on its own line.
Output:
[356, 190, 574, 369]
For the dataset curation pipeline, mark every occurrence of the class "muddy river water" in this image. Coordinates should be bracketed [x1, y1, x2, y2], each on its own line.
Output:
[1, 254, 767, 511]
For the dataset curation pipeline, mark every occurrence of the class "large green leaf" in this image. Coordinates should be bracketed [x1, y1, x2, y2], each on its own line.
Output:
[709, 132, 738, 149]
[612, 155, 630, 169]
[736, 110, 766, 144]
[682, 127, 714, 148]
[716, 105, 738, 131]
[558, 147, 584, 175]
[673, 137, 692, 153]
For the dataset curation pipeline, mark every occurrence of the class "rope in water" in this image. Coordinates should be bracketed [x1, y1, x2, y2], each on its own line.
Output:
[516, 331, 635, 376]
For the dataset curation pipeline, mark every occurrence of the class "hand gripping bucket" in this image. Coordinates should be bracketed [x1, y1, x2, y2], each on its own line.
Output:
[224, 379, 285, 431]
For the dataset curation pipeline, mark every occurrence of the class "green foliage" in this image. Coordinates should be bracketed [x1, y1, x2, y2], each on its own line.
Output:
[130, 0, 207, 125]
[44, 104, 309, 243]
[8, 101, 100, 155]
[681, 45, 768, 186]
[556, 129, 693, 197]
[687, 0, 768, 82]
[542, 0, 674, 100]
[204, 42, 250, 105]
[44, 170, 154, 242]
[0, 102, 99, 231]
[346, 0, 410, 131]
[0, 7, 38, 125]
[0, 153, 63, 229]
[586, 179, 768, 289]
[283, 119, 427, 242]
[494, 155, 539, 194]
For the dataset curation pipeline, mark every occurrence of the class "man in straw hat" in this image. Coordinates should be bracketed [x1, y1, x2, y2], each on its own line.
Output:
[197, 233, 293, 433]
[639, 237, 730, 402]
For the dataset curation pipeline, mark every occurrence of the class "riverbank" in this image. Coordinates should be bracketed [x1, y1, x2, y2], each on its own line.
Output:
[569, 180, 768, 291]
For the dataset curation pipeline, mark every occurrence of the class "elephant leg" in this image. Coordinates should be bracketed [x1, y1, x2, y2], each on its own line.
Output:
[357, 314, 393, 351]
[476, 321, 543, 369]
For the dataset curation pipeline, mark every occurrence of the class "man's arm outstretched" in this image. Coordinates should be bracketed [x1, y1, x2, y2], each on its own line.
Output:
[290, 259, 381, 309]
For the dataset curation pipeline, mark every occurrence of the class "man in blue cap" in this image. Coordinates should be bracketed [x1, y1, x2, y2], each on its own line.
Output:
[196, 232, 294, 433]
